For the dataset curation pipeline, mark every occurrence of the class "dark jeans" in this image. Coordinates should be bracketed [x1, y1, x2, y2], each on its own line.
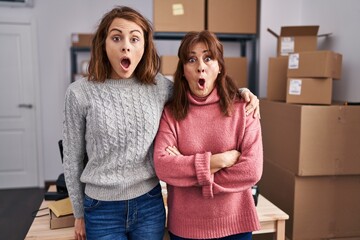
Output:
[169, 231, 252, 240]
[84, 184, 166, 240]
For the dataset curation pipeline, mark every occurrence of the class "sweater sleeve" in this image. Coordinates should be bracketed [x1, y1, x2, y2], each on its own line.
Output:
[212, 114, 263, 195]
[154, 108, 213, 194]
[62, 84, 87, 218]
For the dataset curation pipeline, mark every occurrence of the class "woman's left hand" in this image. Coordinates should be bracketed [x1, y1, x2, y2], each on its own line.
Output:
[240, 89, 260, 118]
[166, 146, 182, 156]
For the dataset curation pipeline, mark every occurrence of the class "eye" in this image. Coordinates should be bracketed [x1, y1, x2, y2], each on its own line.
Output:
[130, 36, 140, 43]
[187, 57, 196, 63]
[112, 35, 121, 42]
[204, 56, 212, 62]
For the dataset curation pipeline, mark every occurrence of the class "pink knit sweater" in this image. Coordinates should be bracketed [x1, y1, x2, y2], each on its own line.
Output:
[154, 88, 263, 239]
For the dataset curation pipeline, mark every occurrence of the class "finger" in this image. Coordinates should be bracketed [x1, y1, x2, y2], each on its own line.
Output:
[243, 92, 251, 103]
[245, 103, 254, 116]
[166, 147, 177, 156]
[254, 104, 261, 119]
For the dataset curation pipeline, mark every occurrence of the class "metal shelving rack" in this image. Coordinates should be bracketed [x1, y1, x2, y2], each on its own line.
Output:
[70, 46, 90, 83]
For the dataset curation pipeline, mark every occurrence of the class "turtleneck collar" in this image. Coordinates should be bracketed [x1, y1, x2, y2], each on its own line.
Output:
[187, 87, 220, 106]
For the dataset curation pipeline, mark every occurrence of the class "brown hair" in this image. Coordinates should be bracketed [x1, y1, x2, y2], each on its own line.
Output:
[170, 30, 238, 120]
[87, 6, 160, 84]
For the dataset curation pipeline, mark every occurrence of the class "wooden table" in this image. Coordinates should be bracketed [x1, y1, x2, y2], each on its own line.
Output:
[26, 187, 288, 240]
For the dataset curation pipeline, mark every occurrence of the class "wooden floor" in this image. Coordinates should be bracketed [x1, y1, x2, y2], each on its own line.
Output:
[0, 187, 45, 240]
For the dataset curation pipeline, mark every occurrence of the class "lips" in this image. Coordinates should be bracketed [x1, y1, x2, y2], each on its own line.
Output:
[198, 78, 205, 89]
[120, 57, 131, 69]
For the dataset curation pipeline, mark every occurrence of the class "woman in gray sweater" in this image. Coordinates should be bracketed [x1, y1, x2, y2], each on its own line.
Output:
[63, 6, 259, 240]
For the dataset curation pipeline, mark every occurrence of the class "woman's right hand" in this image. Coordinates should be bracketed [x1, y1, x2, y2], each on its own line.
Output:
[74, 217, 86, 240]
[210, 150, 241, 174]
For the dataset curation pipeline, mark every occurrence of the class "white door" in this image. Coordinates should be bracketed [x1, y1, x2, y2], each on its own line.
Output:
[0, 21, 40, 188]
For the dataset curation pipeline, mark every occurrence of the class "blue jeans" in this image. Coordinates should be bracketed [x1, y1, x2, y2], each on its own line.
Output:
[84, 184, 166, 240]
[169, 232, 252, 240]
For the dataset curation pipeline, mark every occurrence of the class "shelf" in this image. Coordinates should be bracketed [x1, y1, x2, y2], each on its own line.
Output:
[70, 46, 90, 83]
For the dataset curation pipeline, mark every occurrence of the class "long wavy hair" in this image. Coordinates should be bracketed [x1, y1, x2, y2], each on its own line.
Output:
[169, 30, 239, 120]
[87, 6, 160, 84]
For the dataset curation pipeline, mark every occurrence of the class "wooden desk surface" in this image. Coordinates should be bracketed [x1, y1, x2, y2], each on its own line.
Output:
[26, 187, 288, 240]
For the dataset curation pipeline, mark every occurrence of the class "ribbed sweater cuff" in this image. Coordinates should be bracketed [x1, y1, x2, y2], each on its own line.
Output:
[194, 152, 211, 186]
[202, 181, 214, 198]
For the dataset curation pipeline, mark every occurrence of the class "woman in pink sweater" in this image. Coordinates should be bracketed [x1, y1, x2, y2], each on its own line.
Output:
[154, 30, 263, 240]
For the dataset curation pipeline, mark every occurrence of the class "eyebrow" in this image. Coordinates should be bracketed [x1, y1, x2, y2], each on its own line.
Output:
[109, 28, 142, 35]
[189, 49, 209, 55]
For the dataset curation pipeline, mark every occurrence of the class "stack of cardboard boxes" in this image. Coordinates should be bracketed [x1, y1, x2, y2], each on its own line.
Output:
[260, 26, 360, 240]
[267, 25, 343, 105]
[154, 0, 257, 88]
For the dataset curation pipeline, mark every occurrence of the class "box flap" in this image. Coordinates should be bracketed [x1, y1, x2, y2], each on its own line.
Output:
[280, 25, 319, 36]
[267, 28, 279, 38]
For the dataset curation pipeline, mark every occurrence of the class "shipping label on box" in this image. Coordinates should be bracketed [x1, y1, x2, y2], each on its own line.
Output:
[288, 79, 302, 95]
[288, 53, 299, 69]
[280, 37, 295, 56]
[286, 77, 332, 105]
[287, 51, 342, 79]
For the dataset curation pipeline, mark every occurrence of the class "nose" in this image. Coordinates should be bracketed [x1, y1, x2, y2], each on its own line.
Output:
[197, 62, 205, 73]
[122, 47, 130, 52]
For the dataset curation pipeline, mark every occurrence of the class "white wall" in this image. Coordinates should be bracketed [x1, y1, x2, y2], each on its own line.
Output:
[300, 0, 360, 102]
[0, 0, 359, 182]
[258, 0, 302, 97]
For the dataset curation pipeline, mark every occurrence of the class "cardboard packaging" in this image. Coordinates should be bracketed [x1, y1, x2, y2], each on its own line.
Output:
[224, 57, 248, 88]
[287, 50, 343, 80]
[48, 197, 75, 229]
[260, 99, 360, 176]
[259, 160, 360, 240]
[267, 25, 330, 56]
[71, 33, 93, 47]
[49, 211, 75, 229]
[286, 77, 333, 105]
[267, 56, 288, 101]
[160, 56, 178, 81]
[153, 0, 205, 32]
[207, 0, 257, 34]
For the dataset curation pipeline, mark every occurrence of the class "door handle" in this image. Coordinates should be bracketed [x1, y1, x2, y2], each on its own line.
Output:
[18, 104, 33, 109]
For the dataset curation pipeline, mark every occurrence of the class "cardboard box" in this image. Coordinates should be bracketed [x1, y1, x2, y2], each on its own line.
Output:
[71, 33, 93, 47]
[286, 77, 332, 105]
[160, 55, 178, 75]
[224, 57, 248, 88]
[268, 25, 330, 56]
[207, 0, 257, 34]
[49, 210, 75, 229]
[258, 160, 360, 240]
[267, 56, 288, 101]
[153, 0, 205, 32]
[288, 51, 342, 80]
[260, 99, 360, 176]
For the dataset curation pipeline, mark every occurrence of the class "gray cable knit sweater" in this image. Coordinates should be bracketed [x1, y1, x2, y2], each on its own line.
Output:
[63, 74, 173, 218]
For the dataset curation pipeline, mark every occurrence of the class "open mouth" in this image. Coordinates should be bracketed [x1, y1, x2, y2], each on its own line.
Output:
[198, 78, 205, 89]
[120, 57, 131, 69]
